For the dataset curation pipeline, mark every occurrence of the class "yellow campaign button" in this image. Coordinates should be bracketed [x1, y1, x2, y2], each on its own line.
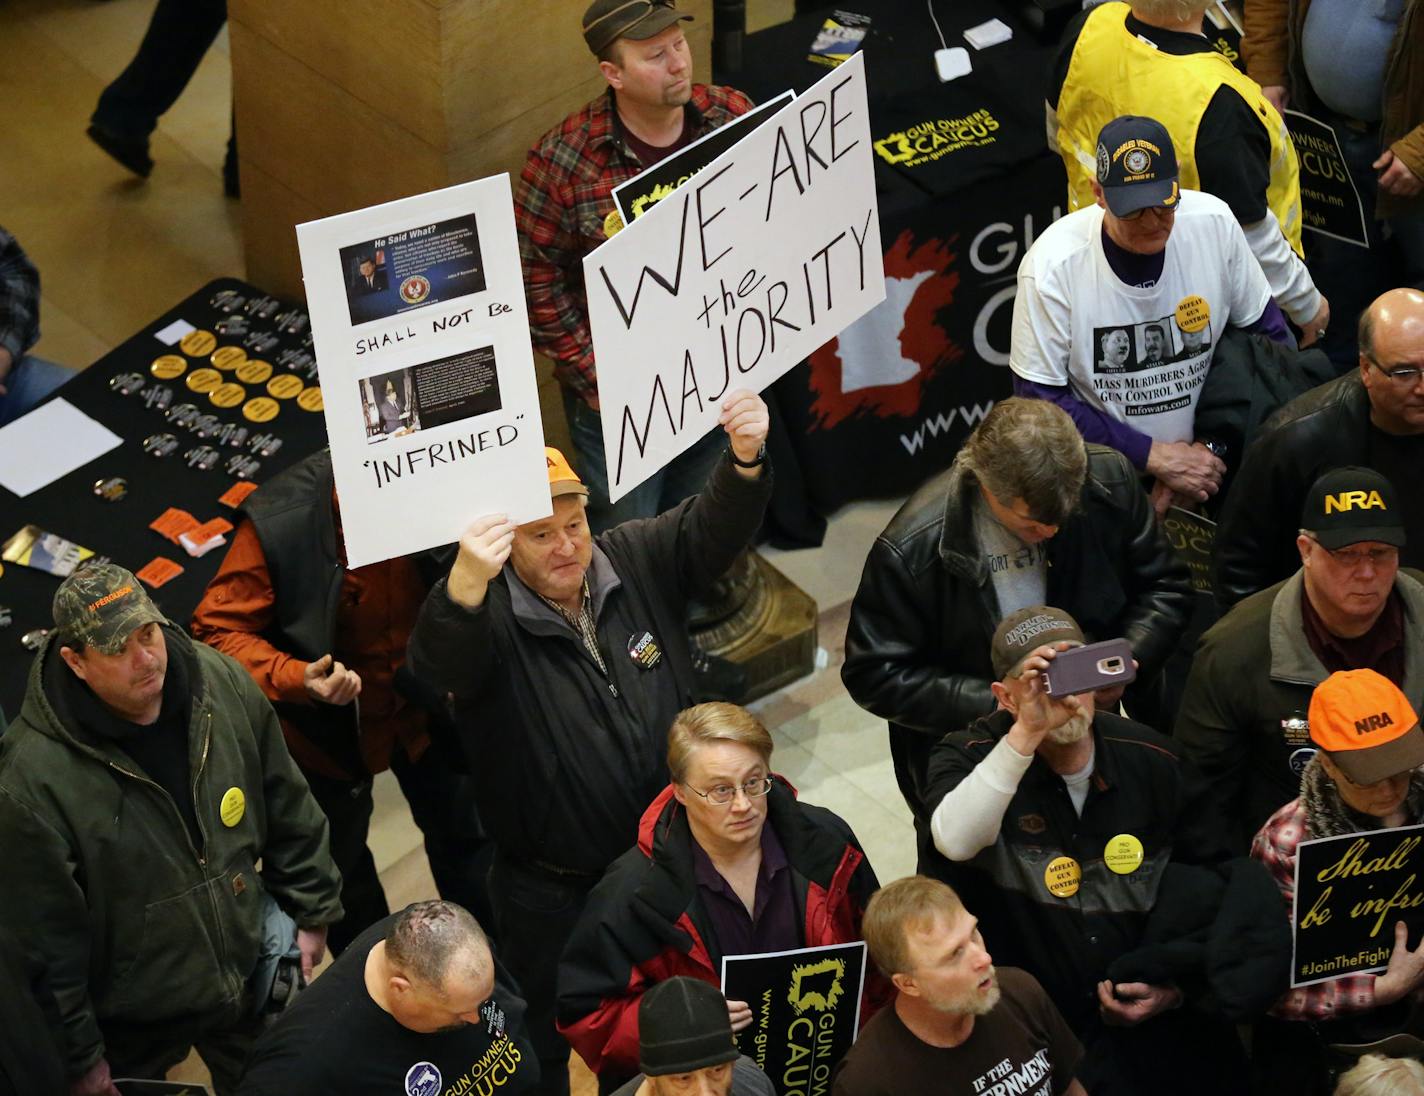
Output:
[297, 386, 324, 412]
[266, 373, 303, 399]
[210, 345, 247, 371]
[179, 329, 217, 357]
[219, 786, 246, 827]
[210, 382, 246, 408]
[243, 396, 279, 423]
[1174, 294, 1211, 334]
[1044, 855, 1081, 899]
[1104, 834, 1145, 875]
[603, 208, 625, 238]
[150, 354, 187, 380]
[236, 359, 273, 385]
[186, 368, 222, 393]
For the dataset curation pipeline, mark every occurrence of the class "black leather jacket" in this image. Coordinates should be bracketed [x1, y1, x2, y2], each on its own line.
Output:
[1211, 373, 1372, 611]
[842, 445, 1191, 822]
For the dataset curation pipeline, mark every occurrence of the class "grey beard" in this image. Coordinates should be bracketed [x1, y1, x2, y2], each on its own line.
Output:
[1046, 708, 1092, 745]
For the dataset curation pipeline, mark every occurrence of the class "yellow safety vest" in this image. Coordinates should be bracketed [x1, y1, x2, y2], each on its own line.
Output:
[1056, 1, 1303, 256]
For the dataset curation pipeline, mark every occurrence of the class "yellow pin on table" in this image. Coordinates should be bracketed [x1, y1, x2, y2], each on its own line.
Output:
[242, 396, 279, 423]
[150, 354, 187, 379]
[180, 329, 217, 357]
[236, 359, 273, 385]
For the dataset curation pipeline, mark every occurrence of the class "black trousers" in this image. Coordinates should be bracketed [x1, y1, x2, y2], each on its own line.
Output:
[489, 855, 604, 1096]
[92, 0, 228, 139]
[304, 744, 495, 955]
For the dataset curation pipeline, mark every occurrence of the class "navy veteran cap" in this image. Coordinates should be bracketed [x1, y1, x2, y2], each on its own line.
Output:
[1095, 116, 1181, 217]
[1302, 467, 1406, 550]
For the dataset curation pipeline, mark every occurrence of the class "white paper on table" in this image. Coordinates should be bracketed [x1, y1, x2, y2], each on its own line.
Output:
[153, 318, 197, 345]
[0, 398, 123, 497]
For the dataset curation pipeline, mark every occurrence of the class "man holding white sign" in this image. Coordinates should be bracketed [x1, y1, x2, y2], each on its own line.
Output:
[578, 46, 883, 508]
[406, 391, 771, 1096]
[515, 0, 755, 529]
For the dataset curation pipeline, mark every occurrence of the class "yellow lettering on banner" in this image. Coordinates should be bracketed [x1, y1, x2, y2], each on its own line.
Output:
[1300, 886, 1332, 929]
[1317, 837, 1420, 882]
[1351, 872, 1424, 938]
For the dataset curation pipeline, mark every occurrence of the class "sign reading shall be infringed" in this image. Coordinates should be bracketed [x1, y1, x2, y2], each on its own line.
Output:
[1291, 824, 1424, 987]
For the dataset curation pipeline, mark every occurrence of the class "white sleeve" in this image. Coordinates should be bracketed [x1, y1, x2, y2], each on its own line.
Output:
[1009, 263, 1074, 385]
[1240, 211, 1321, 325]
[930, 736, 1035, 861]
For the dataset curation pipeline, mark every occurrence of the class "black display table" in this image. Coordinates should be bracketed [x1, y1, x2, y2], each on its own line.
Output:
[0, 279, 329, 713]
[717, 0, 1068, 532]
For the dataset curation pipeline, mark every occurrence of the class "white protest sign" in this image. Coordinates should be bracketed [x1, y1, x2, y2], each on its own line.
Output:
[297, 176, 549, 568]
[585, 52, 884, 502]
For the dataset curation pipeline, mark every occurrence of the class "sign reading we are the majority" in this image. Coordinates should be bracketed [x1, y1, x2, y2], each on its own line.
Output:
[296, 176, 549, 568]
[585, 52, 885, 503]
[1284, 110, 1369, 249]
[722, 941, 867, 1094]
[1291, 824, 1424, 987]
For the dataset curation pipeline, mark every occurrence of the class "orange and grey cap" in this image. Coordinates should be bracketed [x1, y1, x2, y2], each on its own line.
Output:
[546, 447, 590, 500]
[52, 562, 166, 655]
[1308, 669, 1424, 786]
[583, 0, 692, 55]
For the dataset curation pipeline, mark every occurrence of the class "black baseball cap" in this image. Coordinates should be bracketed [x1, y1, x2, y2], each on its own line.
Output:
[1095, 116, 1181, 217]
[1302, 467, 1406, 550]
[583, 0, 692, 55]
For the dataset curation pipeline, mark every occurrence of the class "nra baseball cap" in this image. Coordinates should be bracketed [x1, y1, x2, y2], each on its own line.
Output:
[1309, 669, 1424, 786]
[545, 447, 590, 501]
[991, 605, 1085, 680]
[583, 0, 692, 55]
[52, 562, 166, 655]
[1302, 467, 1406, 550]
[1095, 116, 1181, 218]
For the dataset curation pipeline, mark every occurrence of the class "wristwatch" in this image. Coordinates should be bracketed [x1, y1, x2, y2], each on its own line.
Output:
[728, 443, 766, 469]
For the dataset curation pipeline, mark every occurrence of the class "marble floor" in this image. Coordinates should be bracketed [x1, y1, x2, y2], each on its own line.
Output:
[2, 1, 920, 1090]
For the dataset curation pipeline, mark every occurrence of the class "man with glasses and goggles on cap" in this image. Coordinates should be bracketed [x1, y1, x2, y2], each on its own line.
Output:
[1179, 466, 1424, 853]
[514, 0, 754, 531]
[1216, 288, 1424, 608]
[557, 703, 885, 1093]
[1010, 115, 1295, 517]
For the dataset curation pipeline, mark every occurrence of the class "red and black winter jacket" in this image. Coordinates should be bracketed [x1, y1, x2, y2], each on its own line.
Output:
[555, 777, 887, 1079]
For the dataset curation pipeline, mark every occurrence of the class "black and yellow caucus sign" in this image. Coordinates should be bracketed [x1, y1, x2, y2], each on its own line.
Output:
[722, 942, 867, 1094]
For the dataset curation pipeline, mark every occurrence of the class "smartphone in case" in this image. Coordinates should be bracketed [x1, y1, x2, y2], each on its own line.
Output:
[1042, 638, 1135, 698]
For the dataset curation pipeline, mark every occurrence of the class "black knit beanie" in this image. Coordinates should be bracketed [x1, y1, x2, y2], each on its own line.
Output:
[639, 977, 740, 1077]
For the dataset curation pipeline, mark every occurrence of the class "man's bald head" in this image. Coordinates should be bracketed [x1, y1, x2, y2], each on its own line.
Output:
[1359, 288, 1424, 436]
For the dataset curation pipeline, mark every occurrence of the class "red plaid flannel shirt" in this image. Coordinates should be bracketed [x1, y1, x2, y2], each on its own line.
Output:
[1251, 798, 1381, 1021]
[513, 85, 753, 405]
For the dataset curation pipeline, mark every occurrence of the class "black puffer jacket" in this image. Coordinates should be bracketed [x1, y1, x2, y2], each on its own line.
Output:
[842, 445, 1191, 821]
[1211, 373, 1375, 610]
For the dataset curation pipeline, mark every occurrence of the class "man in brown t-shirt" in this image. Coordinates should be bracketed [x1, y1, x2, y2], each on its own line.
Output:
[832, 877, 1084, 1096]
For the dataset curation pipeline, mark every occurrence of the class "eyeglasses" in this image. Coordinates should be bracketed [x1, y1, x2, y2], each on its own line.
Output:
[685, 775, 774, 805]
[1367, 356, 1424, 384]
[1322, 543, 1399, 569]
[1119, 195, 1183, 222]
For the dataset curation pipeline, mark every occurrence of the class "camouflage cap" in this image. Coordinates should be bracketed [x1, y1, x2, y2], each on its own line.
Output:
[52, 563, 166, 655]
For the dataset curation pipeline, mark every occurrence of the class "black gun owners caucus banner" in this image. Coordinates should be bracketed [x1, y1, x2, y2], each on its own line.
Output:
[1291, 824, 1424, 987]
[1284, 110, 1369, 249]
[722, 941, 867, 1094]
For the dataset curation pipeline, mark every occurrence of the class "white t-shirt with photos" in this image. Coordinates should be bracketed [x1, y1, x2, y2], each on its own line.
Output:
[1009, 189, 1271, 444]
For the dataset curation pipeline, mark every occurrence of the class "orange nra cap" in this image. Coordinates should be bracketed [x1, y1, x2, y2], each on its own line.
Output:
[1309, 669, 1424, 786]
[545, 447, 589, 500]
